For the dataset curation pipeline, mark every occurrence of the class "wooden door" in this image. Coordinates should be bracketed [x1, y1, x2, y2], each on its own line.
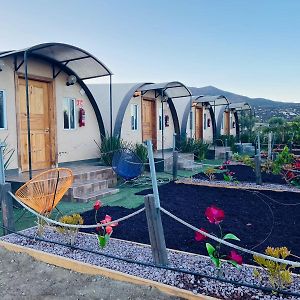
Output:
[224, 111, 230, 135]
[142, 98, 157, 150]
[18, 79, 52, 171]
[195, 107, 203, 140]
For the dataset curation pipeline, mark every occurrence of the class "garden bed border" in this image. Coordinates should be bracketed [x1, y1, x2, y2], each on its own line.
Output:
[0, 239, 217, 300]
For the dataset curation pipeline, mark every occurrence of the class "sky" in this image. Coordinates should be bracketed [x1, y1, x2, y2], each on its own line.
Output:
[1, 0, 300, 102]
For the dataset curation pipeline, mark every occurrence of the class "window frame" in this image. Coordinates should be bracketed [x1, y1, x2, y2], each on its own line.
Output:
[131, 104, 138, 131]
[0, 90, 7, 130]
[63, 98, 76, 130]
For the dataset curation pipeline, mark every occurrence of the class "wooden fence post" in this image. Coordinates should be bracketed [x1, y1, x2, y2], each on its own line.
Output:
[1, 183, 15, 235]
[172, 151, 178, 181]
[255, 154, 262, 185]
[144, 194, 168, 266]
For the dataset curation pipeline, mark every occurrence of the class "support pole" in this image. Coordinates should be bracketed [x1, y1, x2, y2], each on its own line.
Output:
[24, 50, 32, 179]
[189, 95, 193, 139]
[172, 151, 178, 181]
[144, 194, 168, 266]
[257, 132, 261, 159]
[161, 91, 164, 160]
[0, 143, 14, 235]
[268, 132, 272, 160]
[109, 74, 113, 138]
[172, 133, 176, 152]
[255, 154, 262, 185]
[146, 140, 161, 209]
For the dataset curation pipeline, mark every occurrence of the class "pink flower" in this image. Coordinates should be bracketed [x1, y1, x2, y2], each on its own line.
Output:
[101, 215, 118, 227]
[101, 215, 112, 223]
[195, 228, 208, 241]
[106, 226, 113, 235]
[95, 223, 102, 232]
[94, 200, 102, 211]
[227, 250, 243, 265]
[224, 160, 231, 165]
[205, 206, 225, 225]
[219, 165, 225, 170]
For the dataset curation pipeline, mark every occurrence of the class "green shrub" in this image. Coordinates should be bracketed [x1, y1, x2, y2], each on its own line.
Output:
[273, 146, 294, 174]
[217, 135, 237, 152]
[95, 135, 124, 166]
[133, 143, 148, 163]
[179, 138, 209, 161]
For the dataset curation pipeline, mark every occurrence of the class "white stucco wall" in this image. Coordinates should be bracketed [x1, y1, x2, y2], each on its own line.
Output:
[185, 105, 213, 143]
[120, 91, 175, 150]
[220, 110, 237, 136]
[0, 56, 101, 170]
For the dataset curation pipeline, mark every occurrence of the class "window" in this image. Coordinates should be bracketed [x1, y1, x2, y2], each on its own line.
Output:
[159, 107, 163, 130]
[230, 115, 233, 129]
[63, 98, 76, 129]
[190, 111, 193, 130]
[0, 91, 6, 129]
[131, 104, 138, 130]
[204, 113, 207, 130]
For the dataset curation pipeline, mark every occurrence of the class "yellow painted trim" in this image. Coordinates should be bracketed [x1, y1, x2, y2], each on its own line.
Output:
[0, 240, 218, 300]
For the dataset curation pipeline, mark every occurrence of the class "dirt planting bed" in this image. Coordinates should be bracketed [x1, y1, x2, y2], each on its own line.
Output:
[193, 164, 286, 185]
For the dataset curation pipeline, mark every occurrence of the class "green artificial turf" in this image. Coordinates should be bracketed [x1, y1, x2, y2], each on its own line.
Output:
[0, 159, 222, 236]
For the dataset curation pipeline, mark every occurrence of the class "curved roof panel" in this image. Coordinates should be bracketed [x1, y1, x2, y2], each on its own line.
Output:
[229, 102, 251, 111]
[0, 42, 112, 80]
[138, 81, 191, 99]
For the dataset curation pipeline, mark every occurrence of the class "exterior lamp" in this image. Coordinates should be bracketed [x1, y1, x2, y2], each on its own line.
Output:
[66, 75, 77, 86]
[0, 60, 5, 72]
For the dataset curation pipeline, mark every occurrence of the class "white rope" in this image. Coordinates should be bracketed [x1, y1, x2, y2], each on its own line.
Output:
[160, 206, 300, 268]
[9, 192, 145, 229]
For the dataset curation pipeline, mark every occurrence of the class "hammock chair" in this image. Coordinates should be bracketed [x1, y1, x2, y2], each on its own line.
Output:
[112, 148, 144, 181]
[15, 168, 73, 215]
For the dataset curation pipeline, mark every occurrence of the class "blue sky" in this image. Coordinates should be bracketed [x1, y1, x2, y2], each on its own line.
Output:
[1, 0, 300, 102]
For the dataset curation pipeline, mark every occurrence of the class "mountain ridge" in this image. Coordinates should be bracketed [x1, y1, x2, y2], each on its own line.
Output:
[189, 86, 300, 121]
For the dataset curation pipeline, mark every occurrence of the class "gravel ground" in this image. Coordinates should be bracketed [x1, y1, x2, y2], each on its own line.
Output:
[0, 246, 180, 300]
[182, 178, 300, 193]
[1, 227, 300, 300]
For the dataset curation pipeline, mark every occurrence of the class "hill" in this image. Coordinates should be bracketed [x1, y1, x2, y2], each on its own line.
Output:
[189, 86, 300, 122]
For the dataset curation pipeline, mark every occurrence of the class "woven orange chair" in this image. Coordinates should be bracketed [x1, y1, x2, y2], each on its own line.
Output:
[15, 168, 73, 215]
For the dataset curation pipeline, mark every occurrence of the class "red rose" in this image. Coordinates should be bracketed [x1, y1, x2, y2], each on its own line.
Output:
[195, 228, 208, 241]
[227, 250, 243, 265]
[205, 206, 225, 224]
[286, 171, 296, 180]
[294, 161, 300, 170]
[94, 200, 102, 211]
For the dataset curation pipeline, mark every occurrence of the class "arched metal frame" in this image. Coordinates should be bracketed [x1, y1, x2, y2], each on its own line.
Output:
[0, 43, 113, 178]
[138, 81, 192, 157]
[181, 96, 217, 142]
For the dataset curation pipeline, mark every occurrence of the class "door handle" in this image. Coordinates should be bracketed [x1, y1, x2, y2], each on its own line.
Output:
[45, 128, 49, 133]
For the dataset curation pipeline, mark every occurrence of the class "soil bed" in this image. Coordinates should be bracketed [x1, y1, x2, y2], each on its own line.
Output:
[79, 182, 300, 264]
[1, 227, 300, 300]
[193, 164, 286, 185]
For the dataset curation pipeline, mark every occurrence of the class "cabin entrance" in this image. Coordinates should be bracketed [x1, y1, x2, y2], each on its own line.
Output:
[195, 106, 203, 140]
[18, 78, 55, 171]
[142, 98, 157, 150]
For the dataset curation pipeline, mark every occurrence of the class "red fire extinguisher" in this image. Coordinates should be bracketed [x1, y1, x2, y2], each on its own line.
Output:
[79, 107, 86, 127]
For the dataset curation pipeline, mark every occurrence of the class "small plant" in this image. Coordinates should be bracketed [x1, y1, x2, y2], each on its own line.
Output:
[223, 171, 235, 182]
[261, 159, 274, 174]
[195, 205, 242, 270]
[133, 143, 148, 163]
[204, 167, 216, 181]
[180, 138, 209, 160]
[232, 152, 243, 162]
[242, 155, 255, 169]
[253, 247, 294, 291]
[57, 214, 84, 246]
[95, 135, 125, 166]
[273, 146, 294, 175]
[94, 200, 118, 249]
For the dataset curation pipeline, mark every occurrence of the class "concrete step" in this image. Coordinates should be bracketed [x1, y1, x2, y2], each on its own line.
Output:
[67, 179, 109, 198]
[73, 188, 120, 203]
[73, 167, 116, 185]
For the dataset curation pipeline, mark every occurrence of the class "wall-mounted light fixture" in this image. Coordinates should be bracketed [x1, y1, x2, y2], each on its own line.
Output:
[0, 60, 5, 72]
[66, 75, 77, 86]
